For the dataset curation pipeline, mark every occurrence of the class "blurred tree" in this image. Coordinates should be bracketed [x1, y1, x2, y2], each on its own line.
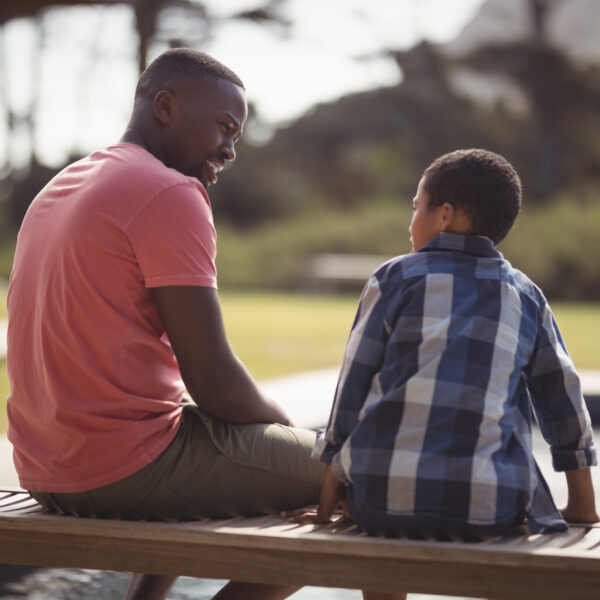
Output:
[0, 0, 288, 71]
[461, 0, 600, 200]
[464, 42, 600, 200]
[0, 0, 289, 228]
[210, 41, 526, 226]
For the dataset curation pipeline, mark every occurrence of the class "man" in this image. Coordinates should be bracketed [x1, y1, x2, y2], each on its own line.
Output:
[7, 49, 322, 600]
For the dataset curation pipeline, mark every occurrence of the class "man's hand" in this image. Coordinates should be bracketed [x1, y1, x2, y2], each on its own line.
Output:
[151, 285, 293, 425]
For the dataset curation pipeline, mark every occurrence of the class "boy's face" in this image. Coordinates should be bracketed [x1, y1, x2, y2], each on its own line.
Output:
[409, 176, 448, 252]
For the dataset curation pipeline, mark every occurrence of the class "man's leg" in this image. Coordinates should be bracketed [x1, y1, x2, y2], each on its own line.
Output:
[141, 408, 324, 519]
[122, 411, 323, 599]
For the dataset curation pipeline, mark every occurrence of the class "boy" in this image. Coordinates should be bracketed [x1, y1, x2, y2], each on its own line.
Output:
[288, 149, 597, 599]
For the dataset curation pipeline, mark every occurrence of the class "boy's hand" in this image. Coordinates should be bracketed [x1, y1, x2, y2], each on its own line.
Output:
[561, 468, 599, 524]
[281, 503, 350, 525]
[560, 504, 600, 524]
[281, 505, 335, 525]
[281, 465, 349, 525]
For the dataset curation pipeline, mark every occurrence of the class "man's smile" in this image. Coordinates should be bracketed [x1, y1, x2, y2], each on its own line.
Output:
[204, 158, 224, 185]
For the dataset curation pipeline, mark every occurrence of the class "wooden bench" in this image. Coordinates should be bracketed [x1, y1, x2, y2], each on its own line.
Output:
[305, 254, 391, 292]
[1, 489, 599, 600]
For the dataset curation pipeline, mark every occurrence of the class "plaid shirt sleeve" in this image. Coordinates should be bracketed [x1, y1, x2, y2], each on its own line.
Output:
[312, 273, 388, 479]
[525, 302, 597, 471]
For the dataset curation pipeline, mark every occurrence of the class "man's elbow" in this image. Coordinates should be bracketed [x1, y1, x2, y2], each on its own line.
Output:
[179, 354, 235, 415]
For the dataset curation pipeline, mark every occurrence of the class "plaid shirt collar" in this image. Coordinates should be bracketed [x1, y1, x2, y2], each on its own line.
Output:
[420, 232, 501, 259]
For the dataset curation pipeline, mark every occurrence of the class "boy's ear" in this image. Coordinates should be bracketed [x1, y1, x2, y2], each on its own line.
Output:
[439, 202, 456, 231]
[153, 90, 176, 125]
[441, 203, 473, 235]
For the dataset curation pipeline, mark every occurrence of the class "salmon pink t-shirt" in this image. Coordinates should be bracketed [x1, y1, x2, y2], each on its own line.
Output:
[7, 143, 217, 492]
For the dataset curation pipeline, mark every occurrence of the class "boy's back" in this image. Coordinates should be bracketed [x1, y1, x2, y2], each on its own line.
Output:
[318, 231, 593, 536]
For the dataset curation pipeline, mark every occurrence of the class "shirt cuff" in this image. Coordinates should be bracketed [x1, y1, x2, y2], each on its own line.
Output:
[551, 443, 597, 471]
[311, 428, 342, 466]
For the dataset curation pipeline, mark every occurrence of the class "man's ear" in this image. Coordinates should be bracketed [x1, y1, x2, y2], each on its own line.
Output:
[153, 90, 175, 125]
[439, 202, 456, 231]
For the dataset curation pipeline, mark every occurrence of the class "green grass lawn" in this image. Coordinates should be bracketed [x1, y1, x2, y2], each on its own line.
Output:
[221, 295, 600, 378]
[1, 293, 599, 434]
[0, 285, 6, 319]
[220, 292, 356, 380]
[550, 302, 600, 370]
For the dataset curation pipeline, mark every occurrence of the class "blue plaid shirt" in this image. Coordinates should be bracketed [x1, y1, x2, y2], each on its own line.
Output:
[314, 233, 597, 534]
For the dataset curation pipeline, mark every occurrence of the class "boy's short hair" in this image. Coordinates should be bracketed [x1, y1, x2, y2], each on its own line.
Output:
[423, 149, 522, 244]
[135, 48, 244, 100]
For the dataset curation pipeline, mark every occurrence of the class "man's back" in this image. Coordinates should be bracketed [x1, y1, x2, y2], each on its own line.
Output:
[7, 143, 217, 492]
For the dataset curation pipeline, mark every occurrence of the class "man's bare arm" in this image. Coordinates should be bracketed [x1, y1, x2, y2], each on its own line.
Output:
[151, 285, 293, 425]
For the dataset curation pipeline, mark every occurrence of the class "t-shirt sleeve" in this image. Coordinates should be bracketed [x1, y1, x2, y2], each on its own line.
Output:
[127, 181, 217, 289]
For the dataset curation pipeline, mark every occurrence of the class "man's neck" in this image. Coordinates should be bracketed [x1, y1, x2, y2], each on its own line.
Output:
[119, 123, 166, 166]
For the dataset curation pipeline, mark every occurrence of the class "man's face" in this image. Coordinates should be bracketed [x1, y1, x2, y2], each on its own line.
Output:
[409, 176, 447, 252]
[161, 78, 248, 186]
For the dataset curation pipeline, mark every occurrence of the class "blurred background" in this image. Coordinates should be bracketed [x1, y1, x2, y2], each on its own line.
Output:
[0, 1, 600, 597]
[1, 0, 600, 298]
[1, 0, 600, 390]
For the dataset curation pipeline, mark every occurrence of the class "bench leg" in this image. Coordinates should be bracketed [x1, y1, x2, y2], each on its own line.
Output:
[125, 574, 177, 600]
[211, 582, 302, 599]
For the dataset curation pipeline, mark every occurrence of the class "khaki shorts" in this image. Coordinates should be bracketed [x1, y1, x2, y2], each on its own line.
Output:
[31, 401, 324, 521]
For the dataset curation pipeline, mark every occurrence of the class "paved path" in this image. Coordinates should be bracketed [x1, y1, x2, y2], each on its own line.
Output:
[0, 434, 16, 488]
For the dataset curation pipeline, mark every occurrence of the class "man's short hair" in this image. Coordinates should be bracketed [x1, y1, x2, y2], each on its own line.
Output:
[423, 149, 522, 244]
[135, 48, 244, 100]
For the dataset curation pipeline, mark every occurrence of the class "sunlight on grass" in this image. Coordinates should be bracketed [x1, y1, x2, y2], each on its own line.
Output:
[220, 292, 357, 380]
[0, 285, 6, 319]
[552, 303, 600, 370]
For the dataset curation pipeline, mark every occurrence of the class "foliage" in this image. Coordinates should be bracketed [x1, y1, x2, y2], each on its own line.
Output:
[464, 42, 600, 200]
[0, 236, 14, 289]
[500, 197, 600, 300]
[1, 36, 600, 299]
[215, 194, 600, 301]
[211, 42, 529, 227]
[208, 40, 600, 228]
[216, 200, 413, 290]
[0, 191, 599, 300]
